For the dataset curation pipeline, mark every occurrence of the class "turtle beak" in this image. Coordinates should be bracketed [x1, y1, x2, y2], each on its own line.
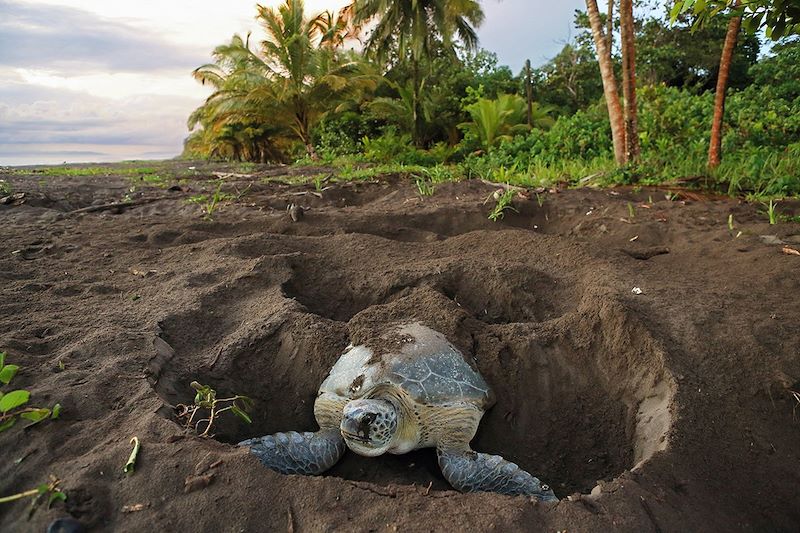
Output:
[340, 417, 369, 442]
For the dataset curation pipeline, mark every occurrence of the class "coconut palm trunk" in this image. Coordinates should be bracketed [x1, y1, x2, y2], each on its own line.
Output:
[708, 3, 742, 168]
[585, 0, 626, 165]
[620, 0, 640, 162]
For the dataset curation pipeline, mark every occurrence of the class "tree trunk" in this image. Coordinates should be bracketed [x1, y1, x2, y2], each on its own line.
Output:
[709, 5, 742, 168]
[620, 0, 640, 162]
[586, 0, 626, 165]
[606, 0, 614, 54]
[412, 58, 424, 147]
[525, 59, 533, 128]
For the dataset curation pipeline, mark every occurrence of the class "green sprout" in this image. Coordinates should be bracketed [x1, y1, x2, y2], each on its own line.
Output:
[627, 202, 636, 219]
[0, 475, 66, 519]
[488, 189, 518, 222]
[728, 214, 735, 231]
[188, 181, 234, 220]
[765, 199, 779, 225]
[0, 353, 61, 433]
[175, 381, 253, 438]
[414, 175, 435, 197]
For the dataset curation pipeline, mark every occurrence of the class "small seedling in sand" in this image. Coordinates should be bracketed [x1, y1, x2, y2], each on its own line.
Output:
[627, 202, 636, 219]
[536, 193, 544, 208]
[0, 475, 66, 518]
[175, 381, 253, 438]
[414, 176, 435, 197]
[0, 352, 61, 433]
[763, 199, 779, 225]
[665, 192, 678, 202]
[488, 189, 518, 221]
[188, 181, 233, 221]
[728, 214, 735, 231]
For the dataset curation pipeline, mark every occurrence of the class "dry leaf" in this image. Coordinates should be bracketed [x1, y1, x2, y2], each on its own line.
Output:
[122, 503, 149, 513]
[184, 473, 214, 493]
[782, 246, 800, 256]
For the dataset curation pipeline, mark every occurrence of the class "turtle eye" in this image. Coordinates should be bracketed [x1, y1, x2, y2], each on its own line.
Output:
[362, 413, 376, 424]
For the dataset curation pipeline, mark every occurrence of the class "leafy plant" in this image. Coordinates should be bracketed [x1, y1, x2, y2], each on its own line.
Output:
[0, 180, 11, 195]
[0, 475, 66, 518]
[488, 189, 518, 221]
[764, 199, 780, 224]
[0, 353, 61, 433]
[188, 181, 234, 221]
[414, 175, 435, 196]
[460, 94, 552, 151]
[628, 202, 636, 219]
[175, 381, 253, 438]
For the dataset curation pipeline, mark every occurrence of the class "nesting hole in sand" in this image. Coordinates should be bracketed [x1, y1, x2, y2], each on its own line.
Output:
[151, 290, 675, 496]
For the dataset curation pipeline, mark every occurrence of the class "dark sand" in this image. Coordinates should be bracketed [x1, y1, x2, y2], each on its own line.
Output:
[1, 162, 798, 531]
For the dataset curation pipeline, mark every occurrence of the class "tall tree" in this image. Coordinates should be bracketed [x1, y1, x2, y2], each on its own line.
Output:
[585, 0, 626, 164]
[708, 3, 742, 168]
[672, 0, 800, 167]
[349, 0, 484, 145]
[620, 0, 639, 161]
[188, 0, 377, 161]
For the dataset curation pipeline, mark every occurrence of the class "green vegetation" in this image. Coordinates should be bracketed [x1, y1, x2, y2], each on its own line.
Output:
[181, 0, 800, 203]
[123, 437, 141, 475]
[175, 381, 253, 438]
[0, 476, 66, 518]
[187, 181, 234, 220]
[487, 189, 518, 221]
[0, 352, 61, 433]
[764, 199, 780, 224]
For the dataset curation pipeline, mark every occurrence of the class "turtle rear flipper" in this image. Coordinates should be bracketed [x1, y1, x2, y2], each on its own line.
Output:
[240, 429, 345, 475]
[437, 448, 557, 500]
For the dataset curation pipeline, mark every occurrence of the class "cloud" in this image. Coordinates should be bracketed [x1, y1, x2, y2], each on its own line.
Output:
[0, 80, 195, 164]
[0, 0, 206, 73]
[480, 0, 587, 69]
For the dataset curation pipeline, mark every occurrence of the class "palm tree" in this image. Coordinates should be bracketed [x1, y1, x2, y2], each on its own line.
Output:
[709, 2, 742, 168]
[348, 0, 484, 145]
[254, 0, 378, 157]
[189, 34, 286, 162]
[460, 94, 553, 151]
[585, 0, 626, 165]
[620, 0, 640, 162]
[187, 0, 377, 161]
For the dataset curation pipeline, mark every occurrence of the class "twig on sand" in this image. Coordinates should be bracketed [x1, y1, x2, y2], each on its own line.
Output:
[790, 390, 800, 422]
[782, 246, 800, 256]
[70, 197, 171, 214]
[639, 496, 664, 533]
[479, 180, 527, 193]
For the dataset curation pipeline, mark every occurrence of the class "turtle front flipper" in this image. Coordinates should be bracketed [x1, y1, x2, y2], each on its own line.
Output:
[240, 428, 345, 476]
[437, 448, 558, 500]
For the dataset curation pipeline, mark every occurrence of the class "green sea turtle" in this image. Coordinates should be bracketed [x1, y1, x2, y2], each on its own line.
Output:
[239, 322, 557, 499]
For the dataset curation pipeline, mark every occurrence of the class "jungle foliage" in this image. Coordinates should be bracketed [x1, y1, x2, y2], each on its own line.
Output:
[184, 0, 800, 198]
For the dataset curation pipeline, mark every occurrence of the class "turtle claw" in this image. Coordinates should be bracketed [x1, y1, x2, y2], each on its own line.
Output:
[437, 448, 558, 500]
[240, 428, 345, 476]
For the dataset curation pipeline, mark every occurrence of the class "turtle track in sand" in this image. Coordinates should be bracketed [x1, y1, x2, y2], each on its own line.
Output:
[150, 227, 676, 496]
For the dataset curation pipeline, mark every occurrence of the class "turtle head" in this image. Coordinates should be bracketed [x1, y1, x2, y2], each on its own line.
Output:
[340, 399, 398, 456]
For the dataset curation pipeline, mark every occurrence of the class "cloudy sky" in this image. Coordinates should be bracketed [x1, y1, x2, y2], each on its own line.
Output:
[0, 0, 585, 166]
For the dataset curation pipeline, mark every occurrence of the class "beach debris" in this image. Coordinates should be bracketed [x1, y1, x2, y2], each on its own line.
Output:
[631, 287, 643, 295]
[782, 246, 800, 256]
[123, 437, 140, 475]
[287, 203, 304, 222]
[184, 473, 214, 493]
[122, 503, 149, 513]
